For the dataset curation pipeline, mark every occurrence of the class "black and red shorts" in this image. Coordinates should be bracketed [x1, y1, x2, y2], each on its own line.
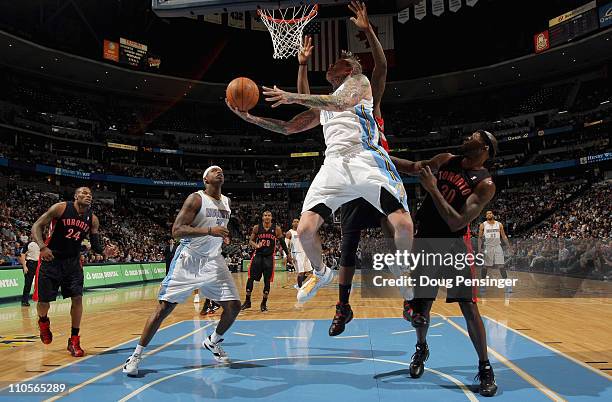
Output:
[248, 253, 275, 282]
[33, 256, 84, 302]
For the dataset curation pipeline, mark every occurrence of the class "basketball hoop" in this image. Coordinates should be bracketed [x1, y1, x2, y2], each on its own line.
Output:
[258, 4, 318, 59]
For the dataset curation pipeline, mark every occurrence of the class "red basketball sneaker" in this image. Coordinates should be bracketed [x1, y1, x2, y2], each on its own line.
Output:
[67, 335, 85, 357]
[38, 318, 53, 344]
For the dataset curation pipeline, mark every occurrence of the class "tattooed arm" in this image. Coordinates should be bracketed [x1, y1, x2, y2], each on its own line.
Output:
[227, 101, 320, 135]
[262, 74, 372, 112]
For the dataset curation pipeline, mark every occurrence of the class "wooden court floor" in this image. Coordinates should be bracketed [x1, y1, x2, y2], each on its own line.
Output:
[0, 270, 611, 383]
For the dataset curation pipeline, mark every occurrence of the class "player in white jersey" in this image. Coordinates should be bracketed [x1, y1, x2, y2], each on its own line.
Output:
[286, 218, 312, 290]
[478, 211, 512, 291]
[228, 51, 413, 305]
[123, 166, 241, 376]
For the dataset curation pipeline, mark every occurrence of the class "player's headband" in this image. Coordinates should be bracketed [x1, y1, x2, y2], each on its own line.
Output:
[202, 165, 222, 182]
[477, 130, 497, 158]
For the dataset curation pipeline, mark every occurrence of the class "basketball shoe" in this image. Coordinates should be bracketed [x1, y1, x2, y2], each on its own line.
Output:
[476, 362, 498, 397]
[123, 353, 142, 376]
[329, 302, 353, 336]
[67, 335, 85, 357]
[38, 317, 52, 344]
[297, 265, 334, 303]
[409, 342, 429, 378]
[202, 335, 230, 363]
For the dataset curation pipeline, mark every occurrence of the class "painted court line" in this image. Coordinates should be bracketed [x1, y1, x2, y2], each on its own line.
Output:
[44, 321, 215, 402]
[116, 355, 478, 402]
[392, 322, 443, 335]
[484, 315, 612, 381]
[0, 319, 187, 393]
[274, 336, 308, 340]
[334, 335, 369, 339]
[435, 313, 567, 402]
[232, 332, 256, 337]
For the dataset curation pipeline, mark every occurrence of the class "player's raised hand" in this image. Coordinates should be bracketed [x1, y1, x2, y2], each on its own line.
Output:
[348, 1, 370, 31]
[298, 35, 313, 65]
[225, 98, 251, 120]
[262, 86, 293, 108]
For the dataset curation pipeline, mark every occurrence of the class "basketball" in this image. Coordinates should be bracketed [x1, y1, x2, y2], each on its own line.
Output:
[226, 77, 259, 112]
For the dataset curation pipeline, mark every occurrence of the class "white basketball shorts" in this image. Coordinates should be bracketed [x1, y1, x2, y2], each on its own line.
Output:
[158, 244, 239, 303]
[484, 245, 505, 266]
[301, 145, 409, 215]
[292, 252, 312, 273]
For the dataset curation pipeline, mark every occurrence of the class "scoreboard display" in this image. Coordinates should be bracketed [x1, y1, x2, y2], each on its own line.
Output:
[548, 1, 599, 47]
[119, 38, 148, 67]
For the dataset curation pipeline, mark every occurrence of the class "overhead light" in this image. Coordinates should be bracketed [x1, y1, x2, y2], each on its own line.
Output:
[558, 110, 568, 114]
[96, 79, 100, 83]
[8, 44, 12, 47]
[40, 66, 44, 69]
[601, 100, 610, 105]
[105, 71, 109, 74]
[264, 139, 271, 142]
[494, 120, 502, 123]
[274, 164, 279, 167]
[430, 131, 438, 134]
[145, 132, 154, 136]
[572, 59, 576, 62]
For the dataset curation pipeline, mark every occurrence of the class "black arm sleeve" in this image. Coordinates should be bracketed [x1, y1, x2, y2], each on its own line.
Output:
[278, 235, 290, 255]
[90, 233, 105, 254]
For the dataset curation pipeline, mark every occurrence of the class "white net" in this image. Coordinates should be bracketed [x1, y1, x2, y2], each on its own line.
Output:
[258, 4, 318, 59]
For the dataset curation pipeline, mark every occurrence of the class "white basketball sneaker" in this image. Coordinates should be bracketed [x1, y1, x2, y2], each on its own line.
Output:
[202, 335, 230, 363]
[193, 294, 201, 303]
[297, 266, 334, 304]
[123, 353, 142, 376]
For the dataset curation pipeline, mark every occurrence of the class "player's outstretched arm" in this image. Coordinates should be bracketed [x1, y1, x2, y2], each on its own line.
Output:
[32, 202, 66, 260]
[297, 35, 313, 95]
[348, 1, 386, 117]
[262, 74, 371, 111]
[227, 101, 320, 135]
[172, 193, 229, 239]
[390, 153, 454, 176]
[420, 167, 496, 232]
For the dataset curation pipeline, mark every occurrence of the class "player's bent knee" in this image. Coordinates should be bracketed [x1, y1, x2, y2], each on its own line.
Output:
[408, 300, 430, 328]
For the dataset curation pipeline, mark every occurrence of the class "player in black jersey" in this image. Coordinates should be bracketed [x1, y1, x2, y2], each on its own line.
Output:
[31, 187, 112, 357]
[241, 211, 291, 312]
[391, 130, 499, 397]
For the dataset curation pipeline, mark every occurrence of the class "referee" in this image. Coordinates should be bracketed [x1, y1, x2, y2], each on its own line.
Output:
[19, 236, 40, 307]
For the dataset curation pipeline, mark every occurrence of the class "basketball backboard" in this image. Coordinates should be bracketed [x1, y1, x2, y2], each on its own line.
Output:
[152, 0, 349, 17]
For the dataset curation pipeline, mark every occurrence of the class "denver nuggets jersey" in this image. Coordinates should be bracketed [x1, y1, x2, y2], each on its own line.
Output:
[319, 76, 378, 156]
[288, 229, 303, 254]
[483, 221, 502, 248]
[181, 190, 230, 257]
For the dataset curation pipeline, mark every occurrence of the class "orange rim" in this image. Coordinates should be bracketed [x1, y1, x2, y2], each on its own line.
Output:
[257, 4, 318, 25]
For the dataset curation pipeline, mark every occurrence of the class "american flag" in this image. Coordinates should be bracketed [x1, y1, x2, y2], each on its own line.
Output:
[303, 19, 341, 72]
